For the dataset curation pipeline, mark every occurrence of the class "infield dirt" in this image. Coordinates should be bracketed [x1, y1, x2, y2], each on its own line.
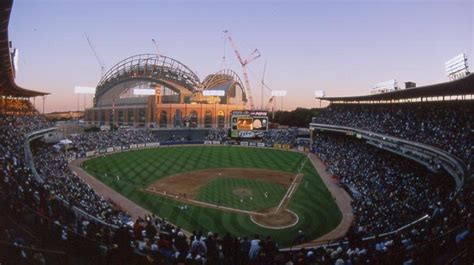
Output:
[147, 168, 295, 199]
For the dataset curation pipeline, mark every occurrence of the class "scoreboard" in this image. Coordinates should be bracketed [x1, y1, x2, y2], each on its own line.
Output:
[230, 110, 268, 138]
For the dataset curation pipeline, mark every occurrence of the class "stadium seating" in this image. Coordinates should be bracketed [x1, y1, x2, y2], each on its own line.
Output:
[312, 101, 473, 176]
[1, 109, 472, 264]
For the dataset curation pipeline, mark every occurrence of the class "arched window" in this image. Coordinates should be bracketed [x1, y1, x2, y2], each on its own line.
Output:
[204, 110, 213, 128]
[189, 111, 198, 128]
[138, 109, 146, 123]
[118, 110, 125, 125]
[174, 109, 183, 128]
[160, 111, 168, 128]
[217, 111, 225, 128]
[127, 109, 135, 125]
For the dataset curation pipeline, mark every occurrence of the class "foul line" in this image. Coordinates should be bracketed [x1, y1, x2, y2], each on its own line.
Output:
[274, 154, 308, 213]
[141, 188, 266, 216]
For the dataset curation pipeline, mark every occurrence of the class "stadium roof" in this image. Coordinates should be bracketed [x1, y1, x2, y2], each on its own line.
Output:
[0, 0, 48, 97]
[318, 73, 474, 102]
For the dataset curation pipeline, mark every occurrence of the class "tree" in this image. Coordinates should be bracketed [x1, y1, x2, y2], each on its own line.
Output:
[269, 108, 320, 127]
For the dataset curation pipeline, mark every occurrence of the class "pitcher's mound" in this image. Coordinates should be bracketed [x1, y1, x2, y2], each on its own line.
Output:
[232, 188, 253, 197]
[251, 208, 299, 229]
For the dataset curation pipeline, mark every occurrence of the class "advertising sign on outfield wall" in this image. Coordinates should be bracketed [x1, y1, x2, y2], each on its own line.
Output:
[130, 144, 138, 149]
[99, 149, 107, 154]
[86, 151, 96, 157]
[240, 142, 249, 146]
[146, 142, 160, 147]
[137, 144, 145, 148]
[249, 142, 257, 147]
[212, 141, 221, 145]
[204, 141, 212, 145]
[239, 131, 255, 138]
[106, 147, 114, 153]
[114, 146, 122, 151]
[257, 143, 265, 147]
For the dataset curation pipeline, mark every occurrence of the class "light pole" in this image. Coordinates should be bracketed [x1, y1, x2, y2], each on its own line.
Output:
[314, 90, 325, 108]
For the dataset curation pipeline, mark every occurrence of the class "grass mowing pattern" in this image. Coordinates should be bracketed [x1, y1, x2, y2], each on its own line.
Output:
[195, 177, 286, 211]
[83, 146, 342, 247]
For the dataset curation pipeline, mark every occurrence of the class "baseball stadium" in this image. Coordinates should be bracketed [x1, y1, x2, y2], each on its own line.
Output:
[1, 0, 473, 264]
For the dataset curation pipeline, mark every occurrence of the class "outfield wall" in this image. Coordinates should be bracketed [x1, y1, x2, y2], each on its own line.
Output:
[82, 140, 294, 159]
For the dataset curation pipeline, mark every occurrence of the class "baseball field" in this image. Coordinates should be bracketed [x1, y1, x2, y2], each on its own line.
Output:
[82, 146, 342, 247]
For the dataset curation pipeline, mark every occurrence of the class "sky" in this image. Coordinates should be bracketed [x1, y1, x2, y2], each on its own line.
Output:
[9, 0, 473, 113]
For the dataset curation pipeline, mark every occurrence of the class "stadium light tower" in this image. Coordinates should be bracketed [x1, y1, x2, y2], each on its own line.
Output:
[224, 30, 260, 110]
[74, 86, 96, 123]
[314, 90, 325, 108]
[272, 90, 287, 111]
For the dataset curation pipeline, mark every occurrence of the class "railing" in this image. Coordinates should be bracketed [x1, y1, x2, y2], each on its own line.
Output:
[309, 123, 467, 191]
[24, 127, 57, 183]
[24, 128, 120, 230]
[280, 213, 430, 252]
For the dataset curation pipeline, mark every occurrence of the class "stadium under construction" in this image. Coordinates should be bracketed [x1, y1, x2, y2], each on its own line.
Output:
[84, 53, 250, 128]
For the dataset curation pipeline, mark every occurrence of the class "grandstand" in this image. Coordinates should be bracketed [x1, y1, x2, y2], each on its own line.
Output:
[309, 76, 473, 263]
[0, 0, 47, 115]
[0, 0, 472, 264]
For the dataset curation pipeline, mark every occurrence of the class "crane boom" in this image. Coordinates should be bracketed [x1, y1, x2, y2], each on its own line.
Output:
[260, 61, 275, 111]
[223, 30, 260, 109]
[85, 33, 105, 77]
[265, 95, 275, 111]
[261, 61, 266, 109]
[152, 38, 160, 55]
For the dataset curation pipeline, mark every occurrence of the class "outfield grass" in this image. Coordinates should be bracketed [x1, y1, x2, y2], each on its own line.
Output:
[83, 146, 342, 247]
[196, 177, 286, 211]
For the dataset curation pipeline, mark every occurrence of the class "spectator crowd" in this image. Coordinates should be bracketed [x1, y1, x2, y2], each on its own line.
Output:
[312, 101, 473, 176]
[0, 99, 472, 264]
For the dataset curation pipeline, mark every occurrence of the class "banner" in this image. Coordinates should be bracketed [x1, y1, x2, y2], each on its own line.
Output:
[249, 142, 257, 146]
[239, 131, 256, 138]
[146, 142, 160, 147]
[212, 141, 221, 145]
[274, 144, 281, 149]
[257, 142, 265, 147]
[86, 151, 96, 157]
[283, 144, 290, 150]
[98, 148, 107, 154]
[137, 143, 145, 148]
[106, 147, 114, 153]
[204, 141, 212, 145]
[100, 125, 111, 131]
[114, 146, 122, 151]
[240, 141, 249, 146]
[130, 144, 138, 149]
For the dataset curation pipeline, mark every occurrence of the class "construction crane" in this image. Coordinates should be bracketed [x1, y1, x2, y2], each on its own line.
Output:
[85, 33, 105, 78]
[260, 61, 266, 109]
[223, 30, 260, 109]
[260, 61, 276, 112]
[152, 38, 160, 55]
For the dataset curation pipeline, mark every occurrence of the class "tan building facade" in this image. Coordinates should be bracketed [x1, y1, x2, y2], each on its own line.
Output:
[85, 99, 245, 128]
